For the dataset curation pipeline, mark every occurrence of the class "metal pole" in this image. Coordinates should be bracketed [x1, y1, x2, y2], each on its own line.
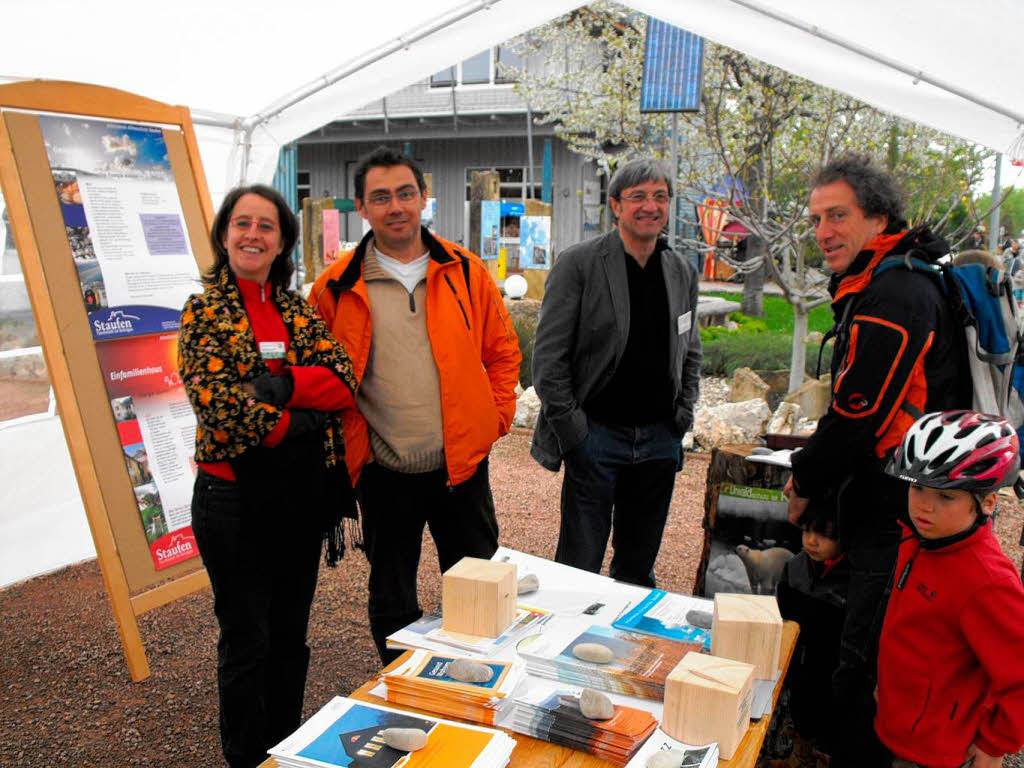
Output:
[526, 104, 534, 200]
[989, 153, 1002, 253]
[669, 113, 678, 249]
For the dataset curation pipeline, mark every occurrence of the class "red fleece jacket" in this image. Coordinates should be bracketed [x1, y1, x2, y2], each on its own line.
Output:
[875, 521, 1024, 765]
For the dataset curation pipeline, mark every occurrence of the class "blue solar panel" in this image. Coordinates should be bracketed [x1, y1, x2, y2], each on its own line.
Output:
[640, 18, 705, 113]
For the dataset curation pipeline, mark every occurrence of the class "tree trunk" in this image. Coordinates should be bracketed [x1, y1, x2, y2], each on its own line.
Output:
[789, 303, 808, 393]
[741, 235, 766, 316]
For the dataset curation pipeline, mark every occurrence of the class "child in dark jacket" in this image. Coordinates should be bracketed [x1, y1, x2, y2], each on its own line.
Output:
[774, 503, 849, 766]
[878, 411, 1024, 768]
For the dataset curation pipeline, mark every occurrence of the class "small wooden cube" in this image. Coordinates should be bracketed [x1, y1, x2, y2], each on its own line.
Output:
[441, 557, 516, 638]
[663, 652, 754, 760]
[711, 593, 782, 679]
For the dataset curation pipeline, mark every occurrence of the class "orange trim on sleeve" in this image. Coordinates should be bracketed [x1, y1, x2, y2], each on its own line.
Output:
[874, 331, 934, 456]
[832, 314, 909, 419]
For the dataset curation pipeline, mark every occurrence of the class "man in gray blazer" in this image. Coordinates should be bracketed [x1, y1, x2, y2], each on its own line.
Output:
[530, 158, 702, 587]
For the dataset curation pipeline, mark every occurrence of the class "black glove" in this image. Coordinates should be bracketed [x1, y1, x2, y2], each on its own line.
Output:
[281, 408, 328, 443]
[251, 371, 294, 408]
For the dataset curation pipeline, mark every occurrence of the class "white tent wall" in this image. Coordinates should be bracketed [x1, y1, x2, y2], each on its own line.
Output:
[2, 0, 1023, 587]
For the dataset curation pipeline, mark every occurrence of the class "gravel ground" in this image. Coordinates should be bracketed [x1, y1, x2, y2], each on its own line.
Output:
[1, 428, 1022, 767]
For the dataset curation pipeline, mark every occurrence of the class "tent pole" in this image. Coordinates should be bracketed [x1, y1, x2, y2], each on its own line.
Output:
[244, 0, 499, 132]
[726, 0, 1024, 129]
[989, 153, 1002, 253]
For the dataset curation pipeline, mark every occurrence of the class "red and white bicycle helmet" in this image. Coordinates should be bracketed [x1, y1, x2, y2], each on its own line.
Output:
[886, 410, 1020, 493]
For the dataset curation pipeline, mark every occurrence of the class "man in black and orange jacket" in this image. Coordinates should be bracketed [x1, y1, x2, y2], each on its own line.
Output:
[785, 154, 970, 767]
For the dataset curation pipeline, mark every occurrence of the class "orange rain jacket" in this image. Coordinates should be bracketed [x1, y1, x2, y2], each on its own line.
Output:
[308, 228, 521, 486]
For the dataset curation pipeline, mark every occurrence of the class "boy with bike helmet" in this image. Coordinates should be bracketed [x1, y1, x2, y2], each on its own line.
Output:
[877, 411, 1024, 768]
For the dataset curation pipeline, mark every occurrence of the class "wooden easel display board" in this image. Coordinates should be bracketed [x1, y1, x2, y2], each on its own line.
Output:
[0, 81, 216, 681]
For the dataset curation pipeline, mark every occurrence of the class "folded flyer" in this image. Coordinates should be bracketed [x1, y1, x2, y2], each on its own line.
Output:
[624, 727, 719, 768]
[268, 696, 515, 768]
[612, 590, 713, 651]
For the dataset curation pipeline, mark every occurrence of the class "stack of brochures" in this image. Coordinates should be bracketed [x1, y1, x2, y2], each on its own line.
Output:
[269, 697, 516, 768]
[505, 680, 658, 766]
[380, 649, 526, 726]
[611, 589, 713, 651]
[515, 622, 702, 700]
[623, 727, 720, 768]
[386, 606, 553, 658]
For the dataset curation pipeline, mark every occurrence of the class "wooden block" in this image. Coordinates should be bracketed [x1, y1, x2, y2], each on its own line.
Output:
[441, 557, 516, 638]
[711, 593, 782, 679]
[663, 651, 754, 760]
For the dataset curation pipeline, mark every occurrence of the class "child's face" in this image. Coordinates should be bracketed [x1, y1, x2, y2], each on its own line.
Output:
[802, 529, 841, 562]
[907, 485, 996, 539]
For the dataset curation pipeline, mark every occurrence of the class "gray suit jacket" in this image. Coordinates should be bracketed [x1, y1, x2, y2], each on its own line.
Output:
[529, 230, 702, 471]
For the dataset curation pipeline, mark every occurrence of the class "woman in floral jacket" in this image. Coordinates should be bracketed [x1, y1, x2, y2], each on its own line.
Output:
[179, 184, 358, 768]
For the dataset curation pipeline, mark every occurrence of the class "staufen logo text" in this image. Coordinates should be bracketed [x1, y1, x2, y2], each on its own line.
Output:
[93, 310, 141, 336]
[155, 538, 195, 563]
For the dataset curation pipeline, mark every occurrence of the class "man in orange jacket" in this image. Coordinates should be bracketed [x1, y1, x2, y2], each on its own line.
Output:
[310, 146, 521, 662]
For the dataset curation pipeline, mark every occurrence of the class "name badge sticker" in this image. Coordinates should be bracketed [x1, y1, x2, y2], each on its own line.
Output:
[259, 341, 286, 360]
[677, 311, 692, 335]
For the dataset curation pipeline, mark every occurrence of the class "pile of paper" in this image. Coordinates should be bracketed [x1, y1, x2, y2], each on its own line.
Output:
[624, 727, 720, 768]
[380, 649, 526, 726]
[386, 605, 552, 658]
[505, 680, 658, 766]
[269, 696, 516, 768]
[515, 622, 702, 700]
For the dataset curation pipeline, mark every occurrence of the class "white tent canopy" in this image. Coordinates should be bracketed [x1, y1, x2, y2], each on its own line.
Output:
[3, 0, 1021, 203]
[1, 0, 1021, 586]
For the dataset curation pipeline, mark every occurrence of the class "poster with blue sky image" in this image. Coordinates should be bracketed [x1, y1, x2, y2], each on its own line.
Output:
[520, 215, 551, 269]
[38, 115, 199, 340]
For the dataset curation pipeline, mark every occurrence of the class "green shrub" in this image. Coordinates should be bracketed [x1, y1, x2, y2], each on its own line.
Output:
[701, 332, 832, 378]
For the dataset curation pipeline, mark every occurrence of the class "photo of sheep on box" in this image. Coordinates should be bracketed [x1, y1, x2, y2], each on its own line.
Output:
[694, 446, 803, 598]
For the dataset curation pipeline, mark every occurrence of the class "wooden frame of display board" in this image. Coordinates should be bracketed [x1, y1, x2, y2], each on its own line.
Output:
[0, 80, 215, 681]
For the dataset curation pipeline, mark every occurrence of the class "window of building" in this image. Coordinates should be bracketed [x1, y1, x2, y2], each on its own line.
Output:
[430, 47, 522, 88]
[297, 170, 311, 207]
[464, 166, 542, 202]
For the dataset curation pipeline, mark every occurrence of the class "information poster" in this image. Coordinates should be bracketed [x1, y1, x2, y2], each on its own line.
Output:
[39, 116, 200, 339]
[96, 333, 198, 570]
[480, 200, 500, 259]
[322, 208, 340, 266]
[520, 215, 551, 269]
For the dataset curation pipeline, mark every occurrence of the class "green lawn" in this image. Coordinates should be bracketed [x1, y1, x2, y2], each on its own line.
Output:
[705, 291, 833, 334]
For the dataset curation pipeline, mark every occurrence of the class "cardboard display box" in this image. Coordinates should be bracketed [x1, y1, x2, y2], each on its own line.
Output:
[663, 651, 755, 760]
[711, 593, 782, 679]
[441, 557, 516, 638]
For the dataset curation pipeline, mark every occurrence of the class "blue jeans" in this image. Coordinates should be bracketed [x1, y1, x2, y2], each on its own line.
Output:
[555, 417, 681, 587]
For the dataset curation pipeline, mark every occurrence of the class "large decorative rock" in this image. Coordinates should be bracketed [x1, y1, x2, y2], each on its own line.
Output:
[579, 688, 615, 720]
[513, 386, 541, 429]
[783, 374, 832, 421]
[382, 728, 428, 751]
[728, 367, 771, 405]
[766, 401, 802, 435]
[693, 400, 772, 449]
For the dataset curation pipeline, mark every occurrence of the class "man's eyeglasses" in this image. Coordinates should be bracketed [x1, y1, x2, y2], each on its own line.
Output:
[620, 191, 671, 204]
[366, 187, 420, 207]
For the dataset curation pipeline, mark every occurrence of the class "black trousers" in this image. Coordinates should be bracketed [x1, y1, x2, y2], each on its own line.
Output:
[191, 472, 323, 768]
[555, 418, 681, 587]
[831, 523, 901, 768]
[358, 459, 500, 664]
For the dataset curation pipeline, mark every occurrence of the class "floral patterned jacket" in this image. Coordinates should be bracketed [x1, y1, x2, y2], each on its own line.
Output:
[178, 266, 357, 467]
